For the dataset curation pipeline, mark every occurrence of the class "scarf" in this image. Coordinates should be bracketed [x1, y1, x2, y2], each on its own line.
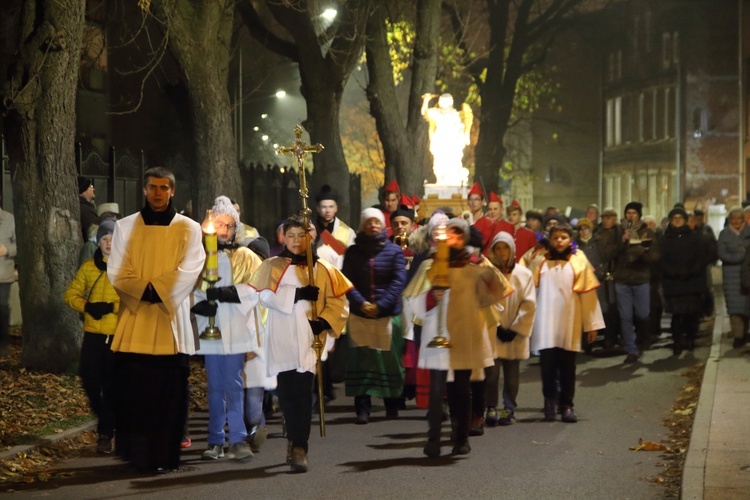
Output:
[279, 247, 319, 266]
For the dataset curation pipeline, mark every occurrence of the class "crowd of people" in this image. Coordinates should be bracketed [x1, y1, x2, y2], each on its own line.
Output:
[60, 169, 750, 475]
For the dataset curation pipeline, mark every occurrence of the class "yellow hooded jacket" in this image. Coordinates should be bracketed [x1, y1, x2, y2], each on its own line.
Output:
[64, 251, 120, 335]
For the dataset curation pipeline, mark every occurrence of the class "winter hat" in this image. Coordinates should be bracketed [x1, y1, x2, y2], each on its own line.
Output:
[490, 231, 516, 268]
[360, 207, 385, 231]
[211, 195, 241, 237]
[96, 218, 115, 243]
[97, 202, 120, 217]
[445, 216, 470, 241]
[601, 207, 618, 218]
[390, 205, 415, 222]
[427, 211, 450, 236]
[246, 236, 270, 260]
[78, 176, 93, 194]
[624, 201, 643, 217]
[668, 206, 688, 221]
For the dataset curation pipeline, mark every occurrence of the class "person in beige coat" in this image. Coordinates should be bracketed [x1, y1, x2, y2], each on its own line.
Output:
[485, 231, 536, 426]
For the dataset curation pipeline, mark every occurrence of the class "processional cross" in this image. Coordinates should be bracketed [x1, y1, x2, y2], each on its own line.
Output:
[275, 125, 327, 436]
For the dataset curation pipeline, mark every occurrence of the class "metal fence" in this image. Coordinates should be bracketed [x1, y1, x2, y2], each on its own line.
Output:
[0, 137, 361, 242]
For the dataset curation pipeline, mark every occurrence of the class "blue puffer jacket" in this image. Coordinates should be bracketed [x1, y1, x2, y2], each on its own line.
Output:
[342, 232, 406, 318]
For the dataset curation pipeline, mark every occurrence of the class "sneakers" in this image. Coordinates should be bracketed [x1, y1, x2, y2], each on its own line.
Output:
[624, 353, 640, 364]
[451, 441, 471, 455]
[423, 440, 441, 458]
[180, 436, 192, 449]
[355, 412, 369, 425]
[290, 447, 308, 473]
[201, 444, 224, 460]
[543, 399, 557, 421]
[485, 407, 499, 427]
[96, 435, 112, 454]
[498, 409, 516, 426]
[227, 442, 254, 461]
[286, 441, 293, 464]
[561, 407, 578, 423]
[248, 426, 268, 453]
[468, 416, 485, 436]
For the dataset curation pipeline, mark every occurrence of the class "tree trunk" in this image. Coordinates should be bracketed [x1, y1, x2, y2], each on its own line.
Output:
[241, 0, 373, 220]
[155, 0, 241, 215]
[2, 0, 86, 371]
[365, 0, 439, 197]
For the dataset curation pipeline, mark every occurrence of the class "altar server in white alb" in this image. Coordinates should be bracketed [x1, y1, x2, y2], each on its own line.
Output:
[485, 231, 536, 427]
[525, 223, 604, 424]
[249, 215, 352, 473]
[192, 196, 263, 462]
[107, 167, 205, 473]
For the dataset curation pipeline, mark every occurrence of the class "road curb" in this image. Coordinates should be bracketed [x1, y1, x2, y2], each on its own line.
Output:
[0, 420, 96, 462]
[681, 304, 725, 499]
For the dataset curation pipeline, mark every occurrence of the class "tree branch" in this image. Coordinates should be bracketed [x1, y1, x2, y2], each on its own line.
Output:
[237, 0, 299, 61]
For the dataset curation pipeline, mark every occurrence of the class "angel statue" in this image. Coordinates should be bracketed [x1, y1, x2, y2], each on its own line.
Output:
[421, 93, 473, 186]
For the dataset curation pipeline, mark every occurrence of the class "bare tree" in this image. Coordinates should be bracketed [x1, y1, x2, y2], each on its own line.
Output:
[1, 0, 86, 371]
[454, 0, 588, 192]
[145, 0, 242, 214]
[238, 0, 373, 216]
[364, 0, 441, 197]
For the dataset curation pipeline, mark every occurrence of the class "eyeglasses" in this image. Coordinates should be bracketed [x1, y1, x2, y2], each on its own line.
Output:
[215, 221, 236, 230]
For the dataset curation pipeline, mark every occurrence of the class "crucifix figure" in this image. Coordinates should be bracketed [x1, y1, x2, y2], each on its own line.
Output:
[275, 125, 329, 436]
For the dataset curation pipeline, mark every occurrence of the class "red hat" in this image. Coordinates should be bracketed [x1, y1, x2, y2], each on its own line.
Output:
[488, 191, 502, 203]
[411, 194, 421, 205]
[399, 193, 414, 208]
[468, 182, 483, 198]
[384, 180, 400, 194]
[510, 200, 522, 210]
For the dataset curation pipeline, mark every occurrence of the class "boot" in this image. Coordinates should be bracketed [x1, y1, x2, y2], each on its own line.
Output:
[543, 398, 557, 421]
[672, 333, 683, 356]
[635, 318, 651, 352]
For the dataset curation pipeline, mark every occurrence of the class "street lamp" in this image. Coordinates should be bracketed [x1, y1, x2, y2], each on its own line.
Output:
[275, 90, 287, 98]
[321, 8, 337, 21]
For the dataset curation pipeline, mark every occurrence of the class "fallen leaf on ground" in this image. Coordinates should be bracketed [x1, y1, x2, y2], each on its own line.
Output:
[630, 438, 670, 452]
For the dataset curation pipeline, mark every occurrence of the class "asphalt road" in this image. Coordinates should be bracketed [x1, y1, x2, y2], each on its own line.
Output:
[4, 336, 708, 500]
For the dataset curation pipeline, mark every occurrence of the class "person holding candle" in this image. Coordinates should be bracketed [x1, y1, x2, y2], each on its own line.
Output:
[192, 196, 264, 461]
[107, 167, 205, 473]
[249, 215, 352, 473]
[402, 216, 512, 458]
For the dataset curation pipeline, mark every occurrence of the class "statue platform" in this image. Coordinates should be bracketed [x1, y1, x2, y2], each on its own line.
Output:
[418, 184, 469, 221]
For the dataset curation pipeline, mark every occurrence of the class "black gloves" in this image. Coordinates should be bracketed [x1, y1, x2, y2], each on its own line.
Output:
[295, 285, 320, 303]
[191, 300, 217, 317]
[308, 318, 331, 336]
[496, 326, 518, 343]
[206, 285, 240, 303]
[84, 302, 114, 320]
[141, 283, 163, 304]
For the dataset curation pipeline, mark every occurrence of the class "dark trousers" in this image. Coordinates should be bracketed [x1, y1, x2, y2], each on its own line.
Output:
[470, 378, 486, 419]
[276, 370, 314, 452]
[671, 314, 700, 340]
[485, 359, 521, 410]
[113, 352, 189, 472]
[0, 283, 10, 351]
[539, 348, 577, 408]
[427, 369, 471, 444]
[79, 332, 115, 437]
[354, 395, 400, 416]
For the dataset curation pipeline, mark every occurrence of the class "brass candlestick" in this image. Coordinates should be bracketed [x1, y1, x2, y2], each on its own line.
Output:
[428, 225, 451, 349]
[200, 275, 222, 340]
[200, 210, 221, 340]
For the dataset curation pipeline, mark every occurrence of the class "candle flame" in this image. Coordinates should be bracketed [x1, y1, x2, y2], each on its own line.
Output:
[202, 209, 217, 234]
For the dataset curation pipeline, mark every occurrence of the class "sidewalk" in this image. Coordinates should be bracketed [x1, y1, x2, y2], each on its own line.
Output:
[682, 292, 750, 499]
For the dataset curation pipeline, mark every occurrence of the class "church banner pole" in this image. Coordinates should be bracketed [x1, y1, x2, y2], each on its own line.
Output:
[276, 125, 327, 437]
